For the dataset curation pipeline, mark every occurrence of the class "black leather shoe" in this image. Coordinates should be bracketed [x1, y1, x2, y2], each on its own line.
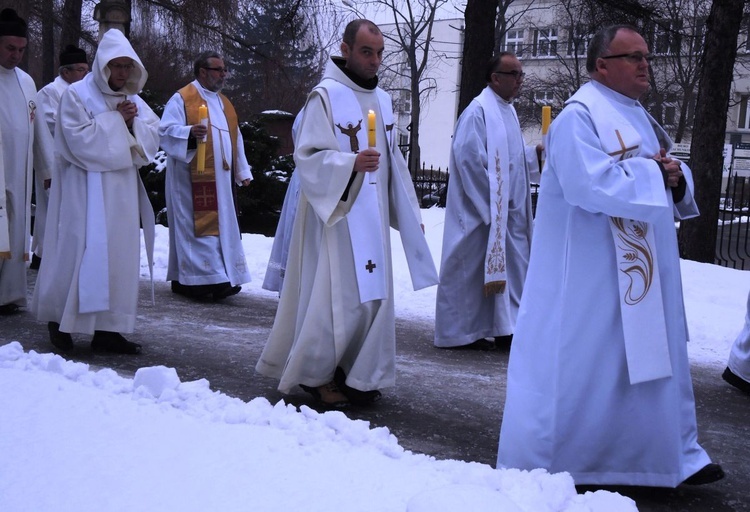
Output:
[0, 303, 20, 315]
[48, 322, 73, 352]
[722, 367, 750, 395]
[91, 331, 142, 354]
[212, 283, 241, 301]
[683, 463, 725, 485]
[29, 254, 41, 270]
[171, 280, 212, 299]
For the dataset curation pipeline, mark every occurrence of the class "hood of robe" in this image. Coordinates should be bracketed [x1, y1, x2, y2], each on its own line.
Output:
[92, 28, 147, 96]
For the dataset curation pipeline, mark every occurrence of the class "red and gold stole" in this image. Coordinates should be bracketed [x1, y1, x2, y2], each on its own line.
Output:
[178, 84, 239, 236]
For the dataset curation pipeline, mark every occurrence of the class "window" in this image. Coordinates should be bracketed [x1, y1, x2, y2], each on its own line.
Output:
[533, 28, 558, 57]
[566, 25, 589, 56]
[663, 92, 678, 127]
[533, 90, 554, 104]
[504, 29, 525, 57]
[741, 16, 750, 54]
[739, 95, 750, 131]
[651, 19, 681, 55]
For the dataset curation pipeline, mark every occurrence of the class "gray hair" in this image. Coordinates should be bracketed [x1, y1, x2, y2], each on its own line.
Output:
[586, 25, 639, 73]
[194, 50, 222, 77]
[485, 51, 516, 83]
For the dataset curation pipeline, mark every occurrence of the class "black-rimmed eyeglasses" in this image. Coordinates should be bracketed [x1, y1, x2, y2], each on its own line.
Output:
[601, 52, 654, 64]
[203, 66, 230, 74]
[493, 70, 525, 80]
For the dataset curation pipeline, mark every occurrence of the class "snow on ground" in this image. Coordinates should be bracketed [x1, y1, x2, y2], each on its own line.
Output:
[3, 208, 746, 512]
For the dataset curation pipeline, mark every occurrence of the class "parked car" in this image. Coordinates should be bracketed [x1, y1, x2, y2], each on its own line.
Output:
[421, 185, 447, 207]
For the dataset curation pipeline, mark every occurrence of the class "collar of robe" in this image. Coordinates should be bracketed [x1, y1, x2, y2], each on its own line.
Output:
[332, 56, 378, 90]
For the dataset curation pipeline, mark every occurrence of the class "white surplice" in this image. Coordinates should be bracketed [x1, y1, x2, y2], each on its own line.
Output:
[32, 29, 159, 335]
[263, 110, 303, 294]
[256, 58, 438, 394]
[0, 65, 54, 307]
[159, 81, 252, 288]
[728, 289, 750, 383]
[33, 75, 71, 259]
[496, 81, 710, 487]
[435, 87, 539, 347]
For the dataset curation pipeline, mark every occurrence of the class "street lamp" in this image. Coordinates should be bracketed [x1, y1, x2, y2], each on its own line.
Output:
[93, 0, 131, 41]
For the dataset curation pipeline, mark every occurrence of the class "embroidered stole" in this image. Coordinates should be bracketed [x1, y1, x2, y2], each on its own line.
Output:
[318, 78, 390, 304]
[178, 84, 238, 237]
[475, 87, 511, 296]
[575, 84, 672, 384]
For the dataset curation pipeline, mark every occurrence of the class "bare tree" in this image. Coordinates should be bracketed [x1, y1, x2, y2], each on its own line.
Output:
[457, 0, 497, 116]
[678, 0, 746, 262]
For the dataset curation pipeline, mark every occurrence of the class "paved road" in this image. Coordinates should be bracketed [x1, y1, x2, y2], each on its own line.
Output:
[3, 271, 750, 511]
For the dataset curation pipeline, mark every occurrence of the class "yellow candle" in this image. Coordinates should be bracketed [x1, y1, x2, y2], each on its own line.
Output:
[541, 105, 551, 135]
[196, 104, 208, 173]
[367, 109, 376, 148]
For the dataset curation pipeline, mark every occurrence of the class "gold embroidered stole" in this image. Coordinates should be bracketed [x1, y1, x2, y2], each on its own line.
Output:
[573, 83, 672, 384]
[178, 84, 239, 237]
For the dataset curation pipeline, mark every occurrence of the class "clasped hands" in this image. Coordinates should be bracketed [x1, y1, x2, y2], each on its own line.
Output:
[655, 148, 683, 188]
[116, 100, 138, 127]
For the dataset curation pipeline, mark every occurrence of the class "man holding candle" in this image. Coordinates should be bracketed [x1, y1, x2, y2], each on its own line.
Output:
[256, 19, 438, 408]
[159, 51, 253, 301]
[434, 52, 540, 351]
[32, 29, 160, 354]
[497, 25, 723, 487]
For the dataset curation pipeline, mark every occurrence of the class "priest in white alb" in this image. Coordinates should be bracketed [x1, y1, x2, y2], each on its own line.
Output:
[256, 19, 438, 408]
[32, 44, 89, 270]
[159, 51, 252, 302]
[497, 25, 723, 487]
[32, 29, 160, 355]
[0, 8, 55, 315]
[435, 52, 540, 351]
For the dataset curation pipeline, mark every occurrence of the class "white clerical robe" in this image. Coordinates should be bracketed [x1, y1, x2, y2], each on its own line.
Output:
[159, 81, 252, 287]
[33, 75, 70, 258]
[497, 81, 710, 487]
[435, 87, 539, 347]
[263, 111, 303, 294]
[32, 29, 159, 335]
[0, 65, 54, 307]
[728, 289, 750, 383]
[256, 58, 438, 393]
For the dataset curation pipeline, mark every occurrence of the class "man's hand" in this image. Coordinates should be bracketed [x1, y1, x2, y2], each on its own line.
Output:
[655, 148, 683, 188]
[240, 178, 252, 187]
[354, 148, 380, 174]
[190, 123, 208, 140]
[116, 100, 138, 127]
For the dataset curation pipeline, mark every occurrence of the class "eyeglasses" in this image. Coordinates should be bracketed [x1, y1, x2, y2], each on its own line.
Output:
[203, 66, 230, 74]
[601, 52, 654, 64]
[107, 62, 134, 71]
[493, 70, 525, 80]
[68, 67, 89, 73]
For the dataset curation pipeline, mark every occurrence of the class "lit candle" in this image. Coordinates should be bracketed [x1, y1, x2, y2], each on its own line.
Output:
[541, 105, 551, 135]
[196, 104, 208, 173]
[367, 109, 376, 147]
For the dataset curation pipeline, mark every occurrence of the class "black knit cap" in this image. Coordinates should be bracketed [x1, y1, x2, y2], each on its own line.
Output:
[0, 8, 27, 38]
[59, 44, 87, 66]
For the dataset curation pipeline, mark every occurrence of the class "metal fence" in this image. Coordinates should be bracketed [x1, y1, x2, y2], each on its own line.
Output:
[717, 176, 750, 269]
[413, 165, 449, 208]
